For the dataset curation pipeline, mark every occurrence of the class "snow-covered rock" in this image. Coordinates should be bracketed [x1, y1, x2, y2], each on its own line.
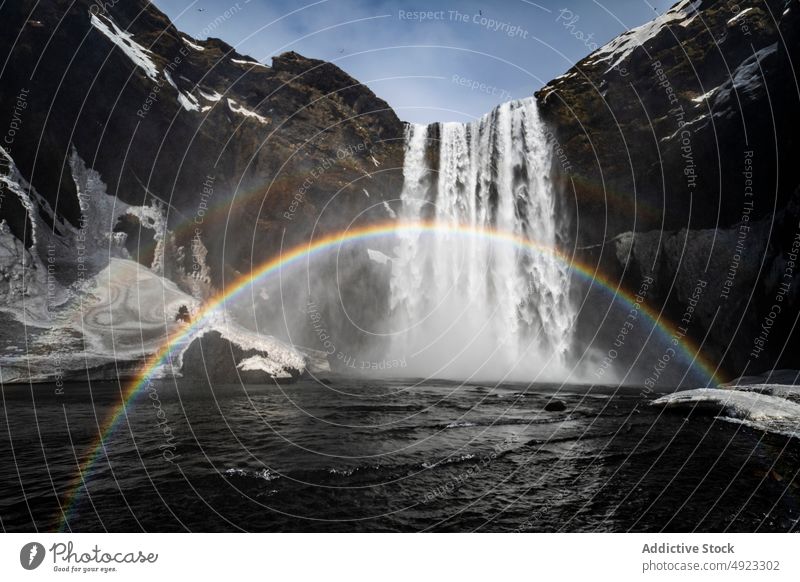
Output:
[231, 58, 269, 69]
[89, 12, 159, 82]
[586, 0, 702, 73]
[181, 36, 205, 51]
[227, 98, 269, 125]
[652, 387, 800, 438]
[707, 43, 777, 112]
[179, 325, 305, 383]
[164, 71, 200, 112]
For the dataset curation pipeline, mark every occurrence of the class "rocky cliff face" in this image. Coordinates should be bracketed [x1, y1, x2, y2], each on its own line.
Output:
[3, 0, 799, 383]
[536, 0, 800, 377]
[0, 0, 403, 381]
[0, 0, 403, 287]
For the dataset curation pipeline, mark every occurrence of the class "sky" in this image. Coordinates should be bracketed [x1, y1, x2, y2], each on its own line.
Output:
[152, 0, 677, 124]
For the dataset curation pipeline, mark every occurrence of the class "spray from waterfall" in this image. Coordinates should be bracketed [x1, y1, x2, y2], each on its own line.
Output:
[388, 98, 574, 380]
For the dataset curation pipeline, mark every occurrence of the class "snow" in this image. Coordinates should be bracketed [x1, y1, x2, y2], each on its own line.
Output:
[164, 71, 200, 112]
[362, 188, 370, 198]
[691, 88, 717, 103]
[653, 387, 800, 438]
[654, 388, 800, 420]
[227, 98, 269, 124]
[586, 0, 702, 73]
[0, 219, 53, 324]
[661, 113, 709, 141]
[552, 71, 579, 82]
[708, 43, 777, 108]
[237, 355, 293, 379]
[198, 88, 222, 102]
[182, 36, 205, 51]
[367, 248, 392, 265]
[0, 150, 302, 384]
[383, 201, 397, 218]
[123, 200, 168, 273]
[231, 58, 269, 69]
[728, 7, 754, 24]
[214, 320, 304, 372]
[80, 258, 197, 357]
[0, 148, 39, 245]
[89, 12, 159, 82]
[175, 317, 305, 379]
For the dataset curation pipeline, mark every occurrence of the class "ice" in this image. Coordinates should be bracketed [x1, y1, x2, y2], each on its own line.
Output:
[654, 388, 800, 420]
[80, 258, 197, 358]
[177, 316, 306, 378]
[0, 148, 132, 327]
[89, 13, 159, 82]
[227, 98, 269, 124]
[0, 148, 302, 383]
[0, 147, 39, 245]
[123, 200, 168, 273]
[237, 355, 293, 379]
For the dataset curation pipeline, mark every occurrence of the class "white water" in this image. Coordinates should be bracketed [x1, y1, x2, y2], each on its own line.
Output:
[389, 98, 574, 380]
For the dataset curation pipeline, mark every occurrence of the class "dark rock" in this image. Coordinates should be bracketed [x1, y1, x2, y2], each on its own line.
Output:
[180, 330, 302, 384]
[536, 0, 800, 379]
[0, 0, 404, 280]
[544, 399, 567, 412]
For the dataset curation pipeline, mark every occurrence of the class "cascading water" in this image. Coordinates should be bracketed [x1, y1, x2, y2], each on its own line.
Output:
[388, 98, 575, 380]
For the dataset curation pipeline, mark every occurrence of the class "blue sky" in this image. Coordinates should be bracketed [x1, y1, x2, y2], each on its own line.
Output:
[152, 0, 676, 123]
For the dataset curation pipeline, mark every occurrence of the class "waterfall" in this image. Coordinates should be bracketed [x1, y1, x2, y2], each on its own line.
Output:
[388, 98, 574, 380]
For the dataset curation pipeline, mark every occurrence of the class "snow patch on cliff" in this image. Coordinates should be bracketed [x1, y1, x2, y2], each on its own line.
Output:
[587, 0, 702, 73]
[653, 387, 800, 438]
[198, 88, 222, 102]
[182, 36, 205, 51]
[237, 355, 292, 378]
[227, 98, 269, 124]
[231, 58, 269, 69]
[89, 12, 159, 82]
[164, 71, 200, 112]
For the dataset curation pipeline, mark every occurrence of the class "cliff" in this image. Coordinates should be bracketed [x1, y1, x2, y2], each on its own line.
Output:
[536, 0, 800, 377]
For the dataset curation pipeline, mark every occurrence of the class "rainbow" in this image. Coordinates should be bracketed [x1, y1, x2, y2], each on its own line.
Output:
[57, 220, 725, 529]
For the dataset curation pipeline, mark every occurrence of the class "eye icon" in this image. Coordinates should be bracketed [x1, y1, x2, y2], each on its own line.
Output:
[20, 542, 46, 570]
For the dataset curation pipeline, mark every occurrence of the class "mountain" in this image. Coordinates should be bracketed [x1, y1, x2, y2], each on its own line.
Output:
[1, 0, 798, 383]
[0, 0, 403, 381]
[536, 0, 800, 377]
